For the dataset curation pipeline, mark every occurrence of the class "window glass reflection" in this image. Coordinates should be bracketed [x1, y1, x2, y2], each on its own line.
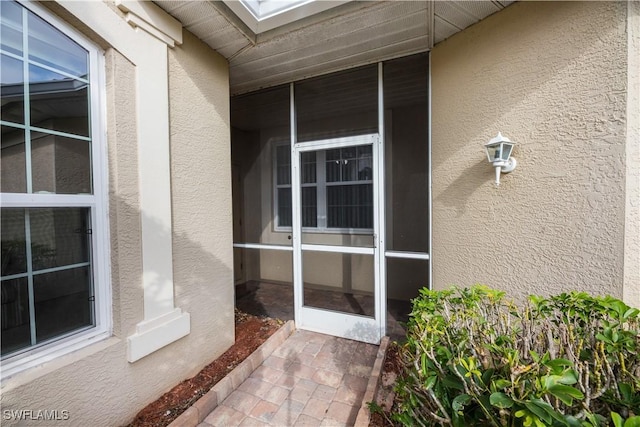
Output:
[30, 64, 89, 137]
[1, 126, 27, 193]
[31, 131, 91, 194]
[0, 1, 23, 56]
[0, 278, 31, 355]
[29, 208, 90, 271]
[34, 266, 93, 342]
[1, 54, 25, 124]
[27, 10, 87, 78]
[1, 208, 27, 276]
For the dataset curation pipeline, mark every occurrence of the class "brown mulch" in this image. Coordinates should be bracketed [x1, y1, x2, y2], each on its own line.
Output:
[127, 309, 283, 427]
[369, 341, 403, 427]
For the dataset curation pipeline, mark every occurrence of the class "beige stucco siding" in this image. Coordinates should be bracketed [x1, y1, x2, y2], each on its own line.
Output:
[624, 1, 640, 306]
[1, 27, 233, 427]
[431, 1, 631, 300]
[168, 29, 235, 365]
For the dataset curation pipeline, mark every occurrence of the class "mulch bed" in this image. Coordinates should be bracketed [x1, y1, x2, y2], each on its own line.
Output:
[127, 310, 283, 427]
[370, 341, 403, 427]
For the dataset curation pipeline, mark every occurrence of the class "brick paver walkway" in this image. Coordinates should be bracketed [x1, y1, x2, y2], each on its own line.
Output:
[197, 329, 378, 426]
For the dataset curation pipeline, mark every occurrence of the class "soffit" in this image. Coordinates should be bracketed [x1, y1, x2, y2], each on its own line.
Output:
[154, 0, 514, 95]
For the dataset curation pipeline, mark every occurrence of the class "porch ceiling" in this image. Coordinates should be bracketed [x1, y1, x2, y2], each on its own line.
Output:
[154, 0, 514, 95]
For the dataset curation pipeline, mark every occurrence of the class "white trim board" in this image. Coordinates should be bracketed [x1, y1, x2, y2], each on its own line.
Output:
[57, 0, 189, 363]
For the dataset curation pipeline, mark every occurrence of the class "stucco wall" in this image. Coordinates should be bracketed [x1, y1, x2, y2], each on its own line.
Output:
[431, 1, 632, 302]
[624, 1, 640, 306]
[1, 19, 233, 427]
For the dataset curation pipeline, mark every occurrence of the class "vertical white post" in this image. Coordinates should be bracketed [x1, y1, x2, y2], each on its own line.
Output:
[377, 62, 387, 339]
[290, 83, 303, 327]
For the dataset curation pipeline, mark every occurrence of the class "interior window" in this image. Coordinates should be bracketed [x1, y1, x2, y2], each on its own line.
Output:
[274, 144, 373, 231]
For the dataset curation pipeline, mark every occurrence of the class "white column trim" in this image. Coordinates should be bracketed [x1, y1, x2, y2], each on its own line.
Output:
[57, 1, 189, 362]
[127, 309, 191, 363]
[116, 0, 183, 47]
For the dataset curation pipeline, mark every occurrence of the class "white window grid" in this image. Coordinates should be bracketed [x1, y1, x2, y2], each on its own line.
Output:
[0, 1, 110, 376]
[273, 141, 373, 233]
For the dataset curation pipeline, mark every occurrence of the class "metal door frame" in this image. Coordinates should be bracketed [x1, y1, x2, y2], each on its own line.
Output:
[291, 133, 383, 343]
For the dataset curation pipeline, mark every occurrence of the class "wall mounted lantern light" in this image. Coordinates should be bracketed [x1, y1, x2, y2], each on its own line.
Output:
[484, 132, 517, 186]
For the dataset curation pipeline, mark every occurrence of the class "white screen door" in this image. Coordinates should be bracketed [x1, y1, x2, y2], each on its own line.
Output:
[292, 134, 382, 344]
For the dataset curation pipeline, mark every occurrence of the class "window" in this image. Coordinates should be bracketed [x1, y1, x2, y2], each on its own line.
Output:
[1, 1, 108, 370]
[274, 143, 373, 231]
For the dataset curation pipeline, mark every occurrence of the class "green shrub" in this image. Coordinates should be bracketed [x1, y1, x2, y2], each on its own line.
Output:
[393, 286, 640, 427]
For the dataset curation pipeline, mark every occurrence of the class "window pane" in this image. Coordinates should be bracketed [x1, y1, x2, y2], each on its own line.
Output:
[1, 208, 27, 276]
[1, 277, 31, 355]
[296, 65, 378, 142]
[277, 188, 292, 228]
[326, 146, 372, 183]
[1, 125, 27, 193]
[342, 153, 357, 182]
[30, 208, 90, 271]
[31, 131, 91, 194]
[357, 146, 372, 181]
[301, 186, 317, 227]
[301, 152, 316, 184]
[276, 145, 291, 186]
[0, 1, 23, 56]
[326, 150, 340, 183]
[30, 64, 90, 137]
[327, 184, 373, 229]
[1, 54, 25, 124]
[33, 265, 93, 342]
[27, 10, 88, 78]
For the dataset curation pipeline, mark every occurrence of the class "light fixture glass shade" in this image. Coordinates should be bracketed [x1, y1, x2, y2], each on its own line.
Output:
[484, 132, 517, 186]
[485, 144, 500, 162]
[484, 132, 514, 164]
[500, 142, 513, 161]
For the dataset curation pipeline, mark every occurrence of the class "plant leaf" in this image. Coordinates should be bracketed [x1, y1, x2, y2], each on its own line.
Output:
[515, 409, 527, 418]
[482, 368, 495, 387]
[611, 412, 624, 427]
[490, 392, 514, 409]
[424, 375, 437, 390]
[547, 384, 584, 406]
[443, 374, 465, 390]
[624, 416, 640, 427]
[492, 379, 512, 391]
[545, 358, 573, 371]
[525, 401, 552, 424]
[530, 398, 569, 426]
[619, 383, 633, 401]
[451, 393, 472, 412]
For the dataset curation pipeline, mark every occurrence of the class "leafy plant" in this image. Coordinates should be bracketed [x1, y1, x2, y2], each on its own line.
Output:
[392, 286, 640, 426]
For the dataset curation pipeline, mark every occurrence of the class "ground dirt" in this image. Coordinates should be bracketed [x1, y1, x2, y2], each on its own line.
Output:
[370, 342, 403, 427]
[127, 310, 282, 427]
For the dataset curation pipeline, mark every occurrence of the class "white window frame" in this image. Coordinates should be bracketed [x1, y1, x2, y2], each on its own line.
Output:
[0, 0, 111, 379]
[273, 141, 374, 234]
